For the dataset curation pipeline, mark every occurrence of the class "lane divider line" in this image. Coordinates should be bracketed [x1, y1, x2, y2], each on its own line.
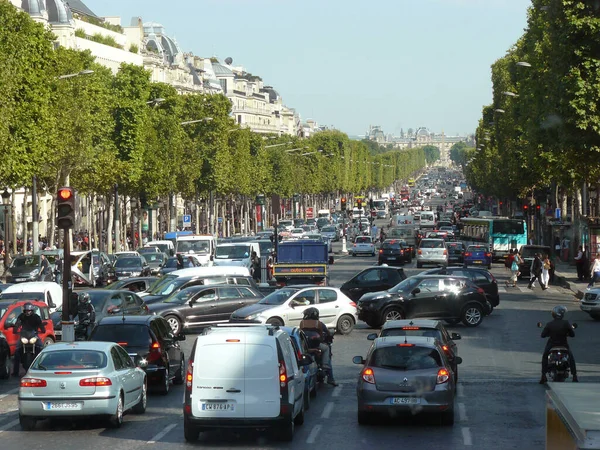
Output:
[147, 423, 178, 444]
[332, 384, 343, 397]
[458, 402, 468, 422]
[320, 402, 335, 419]
[457, 384, 464, 398]
[0, 418, 19, 434]
[462, 427, 473, 446]
[306, 424, 322, 444]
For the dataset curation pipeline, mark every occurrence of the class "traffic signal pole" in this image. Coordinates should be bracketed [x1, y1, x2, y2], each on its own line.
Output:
[57, 187, 75, 342]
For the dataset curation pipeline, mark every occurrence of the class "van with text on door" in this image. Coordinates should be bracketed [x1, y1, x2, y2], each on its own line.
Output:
[183, 324, 311, 443]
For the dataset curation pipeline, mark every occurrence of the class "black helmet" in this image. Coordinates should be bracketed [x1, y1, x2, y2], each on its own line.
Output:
[303, 307, 319, 321]
[23, 302, 35, 314]
[79, 292, 91, 304]
[552, 305, 567, 319]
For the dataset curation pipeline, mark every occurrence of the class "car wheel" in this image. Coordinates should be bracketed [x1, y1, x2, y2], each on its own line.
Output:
[165, 315, 181, 335]
[294, 403, 305, 426]
[310, 381, 318, 398]
[590, 313, 600, 321]
[173, 356, 185, 385]
[108, 393, 124, 428]
[336, 314, 355, 335]
[158, 368, 170, 395]
[440, 408, 455, 426]
[383, 307, 404, 322]
[352, 253, 356, 257]
[43, 337, 54, 346]
[488, 264, 492, 269]
[184, 418, 199, 442]
[462, 304, 483, 327]
[0, 352, 10, 380]
[267, 317, 284, 327]
[133, 379, 147, 414]
[19, 415, 37, 431]
[358, 411, 371, 425]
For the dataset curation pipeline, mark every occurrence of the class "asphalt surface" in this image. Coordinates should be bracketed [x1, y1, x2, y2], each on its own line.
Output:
[1, 215, 598, 449]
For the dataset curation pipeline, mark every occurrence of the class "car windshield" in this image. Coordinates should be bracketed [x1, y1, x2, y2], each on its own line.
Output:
[370, 346, 442, 370]
[493, 220, 524, 235]
[420, 240, 444, 249]
[163, 286, 206, 304]
[32, 350, 108, 370]
[114, 258, 142, 268]
[139, 247, 159, 254]
[143, 253, 163, 264]
[0, 292, 45, 302]
[381, 328, 442, 340]
[216, 245, 250, 259]
[355, 237, 372, 244]
[258, 288, 300, 305]
[177, 240, 210, 254]
[147, 275, 186, 296]
[10, 256, 39, 269]
[90, 324, 151, 347]
[389, 277, 421, 294]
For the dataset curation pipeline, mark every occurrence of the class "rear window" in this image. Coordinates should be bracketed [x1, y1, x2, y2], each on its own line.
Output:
[420, 240, 444, 249]
[90, 324, 152, 347]
[381, 328, 442, 340]
[382, 242, 401, 250]
[467, 246, 489, 252]
[32, 350, 108, 370]
[355, 237, 372, 244]
[0, 292, 45, 302]
[370, 346, 442, 370]
[194, 343, 245, 379]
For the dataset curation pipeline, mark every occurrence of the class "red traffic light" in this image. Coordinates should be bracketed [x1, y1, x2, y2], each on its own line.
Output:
[58, 188, 73, 200]
[523, 205, 529, 210]
[341, 197, 346, 202]
[536, 205, 541, 210]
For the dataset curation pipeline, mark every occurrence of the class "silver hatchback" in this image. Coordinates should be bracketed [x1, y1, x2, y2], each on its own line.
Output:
[416, 239, 448, 268]
[353, 336, 459, 425]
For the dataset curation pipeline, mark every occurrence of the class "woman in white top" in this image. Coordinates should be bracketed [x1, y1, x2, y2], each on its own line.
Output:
[588, 254, 600, 288]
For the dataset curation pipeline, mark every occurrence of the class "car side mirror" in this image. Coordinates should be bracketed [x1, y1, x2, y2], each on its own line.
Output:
[455, 356, 463, 365]
[411, 288, 421, 295]
[49, 302, 56, 309]
[451, 332, 461, 340]
[572, 323, 578, 329]
[367, 333, 378, 341]
[188, 300, 195, 308]
[537, 322, 543, 328]
[352, 356, 365, 365]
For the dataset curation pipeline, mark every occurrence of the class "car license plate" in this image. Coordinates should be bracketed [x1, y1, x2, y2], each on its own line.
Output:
[15, 278, 26, 282]
[387, 257, 396, 260]
[474, 260, 482, 264]
[201, 402, 234, 411]
[43, 402, 83, 411]
[390, 397, 420, 405]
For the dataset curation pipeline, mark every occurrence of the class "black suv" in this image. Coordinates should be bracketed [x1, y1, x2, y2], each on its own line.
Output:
[357, 275, 489, 328]
[378, 239, 412, 266]
[446, 241, 466, 265]
[340, 266, 407, 302]
[89, 315, 185, 395]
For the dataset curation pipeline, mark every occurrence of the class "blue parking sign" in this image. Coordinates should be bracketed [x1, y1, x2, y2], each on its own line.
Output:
[182, 214, 191, 228]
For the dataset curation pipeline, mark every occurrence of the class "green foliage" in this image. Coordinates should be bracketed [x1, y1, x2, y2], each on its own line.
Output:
[361, 139, 387, 155]
[74, 14, 124, 34]
[75, 28, 86, 38]
[422, 145, 440, 164]
[129, 44, 139, 54]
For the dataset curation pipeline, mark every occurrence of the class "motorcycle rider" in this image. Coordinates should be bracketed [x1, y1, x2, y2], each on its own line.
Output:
[12, 302, 46, 377]
[299, 307, 338, 386]
[540, 305, 578, 384]
[77, 292, 96, 339]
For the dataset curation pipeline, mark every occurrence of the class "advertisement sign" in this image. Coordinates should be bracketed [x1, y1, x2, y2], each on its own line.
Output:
[306, 207, 314, 219]
[256, 205, 262, 227]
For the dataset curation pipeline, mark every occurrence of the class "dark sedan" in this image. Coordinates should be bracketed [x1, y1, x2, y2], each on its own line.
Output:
[0, 331, 10, 379]
[340, 266, 407, 302]
[5, 255, 52, 283]
[113, 256, 151, 280]
[378, 239, 411, 266]
[421, 267, 499, 309]
[159, 257, 180, 275]
[357, 275, 489, 328]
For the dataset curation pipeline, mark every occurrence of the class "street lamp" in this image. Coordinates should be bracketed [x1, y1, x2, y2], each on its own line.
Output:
[502, 91, 519, 97]
[2, 189, 11, 273]
[494, 109, 506, 114]
[146, 98, 165, 105]
[516, 61, 532, 67]
[56, 69, 94, 80]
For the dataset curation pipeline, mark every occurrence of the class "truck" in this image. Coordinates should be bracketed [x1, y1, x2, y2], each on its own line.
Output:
[546, 383, 600, 449]
[272, 239, 330, 286]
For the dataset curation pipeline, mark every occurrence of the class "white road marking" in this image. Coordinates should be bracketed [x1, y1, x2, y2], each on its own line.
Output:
[0, 388, 19, 401]
[462, 427, 473, 446]
[458, 402, 468, 422]
[306, 424, 322, 444]
[147, 423, 178, 444]
[320, 401, 335, 419]
[0, 419, 19, 434]
[332, 384, 343, 397]
[457, 384, 464, 398]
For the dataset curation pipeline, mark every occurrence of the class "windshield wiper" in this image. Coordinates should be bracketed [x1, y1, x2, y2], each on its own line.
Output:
[36, 364, 47, 371]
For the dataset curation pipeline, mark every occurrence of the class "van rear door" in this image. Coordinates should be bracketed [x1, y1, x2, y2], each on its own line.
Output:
[191, 336, 246, 419]
[244, 333, 280, 418]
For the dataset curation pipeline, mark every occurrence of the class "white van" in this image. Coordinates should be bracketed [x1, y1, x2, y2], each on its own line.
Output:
[213, 242, 260, 271]
[183, 324, 310, 442]
[317, 209, 331, 220]
[419, 211, 436, 228]
[146, 240, 175, 256]
[1, 281, 63, 312]
[175, 235, 217, 267]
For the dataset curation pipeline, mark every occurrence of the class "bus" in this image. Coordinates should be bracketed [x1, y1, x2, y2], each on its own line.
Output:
[459, 217, 527, 261]
[408, 178, 416, 188]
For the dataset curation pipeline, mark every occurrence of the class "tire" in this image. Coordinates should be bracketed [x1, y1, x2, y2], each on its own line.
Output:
[590, 314, 600, 321]
[488, 264, 492, 270]
[108, 393, 124, 428]
[165, 315, 182, 335]
[383, 307, 404, 323]
[0, 352, 10, 380]
[277, 416, 295, 442]
[184, 418, 199, 442]
[304, 387, 311, 411]
[440, 408, 455, 426]
[19, 415, 37, 431]
[132, 379, 147, 414]
[43, 337, 54, 347]
[294, 403, 305, 426]
[462, 304, 483, 327]
[352, 253, 356, 257]
[158, 367, 170, 395]
[173, 356, 185, 385]
[366, 319, 383, 329]
[417, 262, 422, 268]
[336, 314, 355, 335]
[266, 317, 284, 327]
[357, 411, 371, 425]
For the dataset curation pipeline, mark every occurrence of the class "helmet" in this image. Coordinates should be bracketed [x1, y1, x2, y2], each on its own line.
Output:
[552, 305, 567, 319]
[23, 302, 35, 314]
[79, 292, 91, 304]
[303, 307, 319, 321]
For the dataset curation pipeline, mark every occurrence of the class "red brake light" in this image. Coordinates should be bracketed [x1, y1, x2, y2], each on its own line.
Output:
[349, 301, 356, 307]
[21, 378, 47, 388]
[443, 250, 447, 255]
[397, 343, 415, 347]
[442, 345, 449, 352]
[437, 368, 450, 384]
[362, 367, 375, 384]
[186, 360, 194, 391]
[465, 252, 472, 257]
[477, 287, 485, 294]
[226, 339, 240, 343]
[151, 342, 160, 350]
[79, 377, 112, 387]
[117, 342, 128, 347]
[418, 249, 422, 255]
[402, 327, 420, 330]
[485, 252, 492, 257]
[279, 361, 288, 386]
[54, 372, 72, 375]
[379, 249, 383, 254]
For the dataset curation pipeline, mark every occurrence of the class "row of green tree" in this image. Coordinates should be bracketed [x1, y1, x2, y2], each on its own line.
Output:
[462, 0, 600, 200]
[0, 4, 437, 206]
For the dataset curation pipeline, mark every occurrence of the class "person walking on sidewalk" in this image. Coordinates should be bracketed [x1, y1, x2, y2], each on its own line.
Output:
[528, 253, 544, 290]
[541, 254, 551, 289]
[588, 253, 600, 289]
[506, 249, 521, 288]
[574, 246, 585, 281]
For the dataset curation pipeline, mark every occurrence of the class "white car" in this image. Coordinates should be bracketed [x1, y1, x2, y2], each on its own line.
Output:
[351, 236, 376, 257]
[230, 286, 358, 335]
[290, 228, 305, 237]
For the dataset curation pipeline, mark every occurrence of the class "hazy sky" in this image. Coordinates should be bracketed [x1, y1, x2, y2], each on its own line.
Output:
[84, 0, 531, 137]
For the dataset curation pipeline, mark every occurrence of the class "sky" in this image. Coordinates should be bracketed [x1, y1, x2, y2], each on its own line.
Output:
[84, 0, 532, 137]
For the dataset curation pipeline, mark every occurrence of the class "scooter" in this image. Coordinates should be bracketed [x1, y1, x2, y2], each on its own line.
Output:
[537, 322, 577, 382]
[74, 321, 90, 341]
[304, 330, 332, 383]
[18, 330, 41, 372]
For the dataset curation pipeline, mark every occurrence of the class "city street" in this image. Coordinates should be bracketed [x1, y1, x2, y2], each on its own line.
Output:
[0, 235, 598, 449]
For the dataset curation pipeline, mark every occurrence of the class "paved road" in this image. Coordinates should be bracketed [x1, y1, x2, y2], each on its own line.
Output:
[0, 223, 598, 449]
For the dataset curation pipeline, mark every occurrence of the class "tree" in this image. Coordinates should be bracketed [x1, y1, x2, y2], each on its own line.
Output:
[422, 145, 440, 164]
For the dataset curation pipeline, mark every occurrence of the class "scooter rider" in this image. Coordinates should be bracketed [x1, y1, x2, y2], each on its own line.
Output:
[77, 292, 96, 339]
[12, 302, 46, 377]
[540, 305, 578, 383]
[299, 307, 338, 386]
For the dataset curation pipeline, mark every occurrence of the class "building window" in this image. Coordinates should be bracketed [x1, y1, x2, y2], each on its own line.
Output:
[219, 79, 227, 92]
[237, 115, 242, 124]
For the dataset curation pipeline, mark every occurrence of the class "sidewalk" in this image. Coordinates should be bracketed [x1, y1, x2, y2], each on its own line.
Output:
[553, 260, 590, 295]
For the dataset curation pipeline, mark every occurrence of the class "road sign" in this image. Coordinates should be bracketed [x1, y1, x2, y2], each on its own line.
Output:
[555, 208, 561, 220]
[218, 217, 223, 224]
[306, 207, 314, 219]
[182, 214, 191, 228]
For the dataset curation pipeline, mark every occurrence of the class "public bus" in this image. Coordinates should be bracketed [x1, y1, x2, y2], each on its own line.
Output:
[459, 217, 527, 261]
[408, 178, 416, 188]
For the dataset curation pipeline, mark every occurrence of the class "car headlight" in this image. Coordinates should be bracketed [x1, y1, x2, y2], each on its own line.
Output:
[29, 337, 38, 344]
[131, 271, 141, 277]
[244, 313, 261, 320]
[21, 337, 28, 344]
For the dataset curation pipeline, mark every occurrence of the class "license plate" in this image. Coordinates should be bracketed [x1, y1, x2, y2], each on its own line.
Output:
[201, 402, 234, 411]
[387, 257, 396, 260]
[474, 261, 483, 264]
[16, 278, 26, 282]
[391, 397, 420, 405]
[43, 402, 83, 411]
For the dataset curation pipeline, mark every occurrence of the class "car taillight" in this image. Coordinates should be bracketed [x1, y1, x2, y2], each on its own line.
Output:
[117, 342, 128, 347]
[148, 341, 161, 363]
[465, 252, 472, 257]
[353, 244, 357, 247]
[443, 249, 447, 255]
[349, 301, 356, 307]
[79, 377, 112, 387]
[362, 367, 375, 384]
[379, 249, 383, 254]
[441, 345, 449, 352]
[418, 249, 422, 255]
[477, 287, 485, 294]
[186, 360, 194, 391]
[437, 368, 450, 384]
[485, 252, 492, 257]
[279, 360, 288, 387]
[21, 378, 47, 388]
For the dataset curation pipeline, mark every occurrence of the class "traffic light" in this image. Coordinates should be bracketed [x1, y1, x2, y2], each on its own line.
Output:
[523, 204, 529, 215]
[57, 187, 75, 229]
[341, 197, 347, 211]
[357, 198, 362, 208]
[536, 205, 541, 216]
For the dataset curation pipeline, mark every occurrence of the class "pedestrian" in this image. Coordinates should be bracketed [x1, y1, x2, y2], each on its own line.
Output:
[504, 248, 514, 272]
[39, 254, 50, 281]
[176, 253, 184, 270]
[574, 246, 585, 281]
[541, 254, 551, 289]
[251, 251, 261, 282]
[528, 253, 544, 290]
[554, 236, 561, 258]
[505, 249, 519, 287]
[587, 253, 600, 289]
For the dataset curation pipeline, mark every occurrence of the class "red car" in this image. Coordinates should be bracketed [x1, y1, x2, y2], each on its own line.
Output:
[0, 300, 56, 356]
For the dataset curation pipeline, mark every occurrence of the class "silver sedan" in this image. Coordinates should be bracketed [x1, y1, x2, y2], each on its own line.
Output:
[18, 341, 147, 430]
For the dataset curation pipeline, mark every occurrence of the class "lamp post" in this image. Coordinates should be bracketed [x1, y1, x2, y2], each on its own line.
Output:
[2, 190, 11, 274]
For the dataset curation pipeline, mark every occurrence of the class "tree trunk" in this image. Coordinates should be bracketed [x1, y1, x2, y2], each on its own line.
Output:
[106, 196, 114, 254]
[48, 194, 56, 248]
[92, 196, 98, 251]
[22, 188, 28, 255]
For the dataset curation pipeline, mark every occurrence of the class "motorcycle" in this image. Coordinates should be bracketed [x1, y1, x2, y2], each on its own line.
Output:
[74, 321, 90, 341]
[537, 322, 577, 382]
[18, 330, 41, 372]
[303, 330, 332, 383]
